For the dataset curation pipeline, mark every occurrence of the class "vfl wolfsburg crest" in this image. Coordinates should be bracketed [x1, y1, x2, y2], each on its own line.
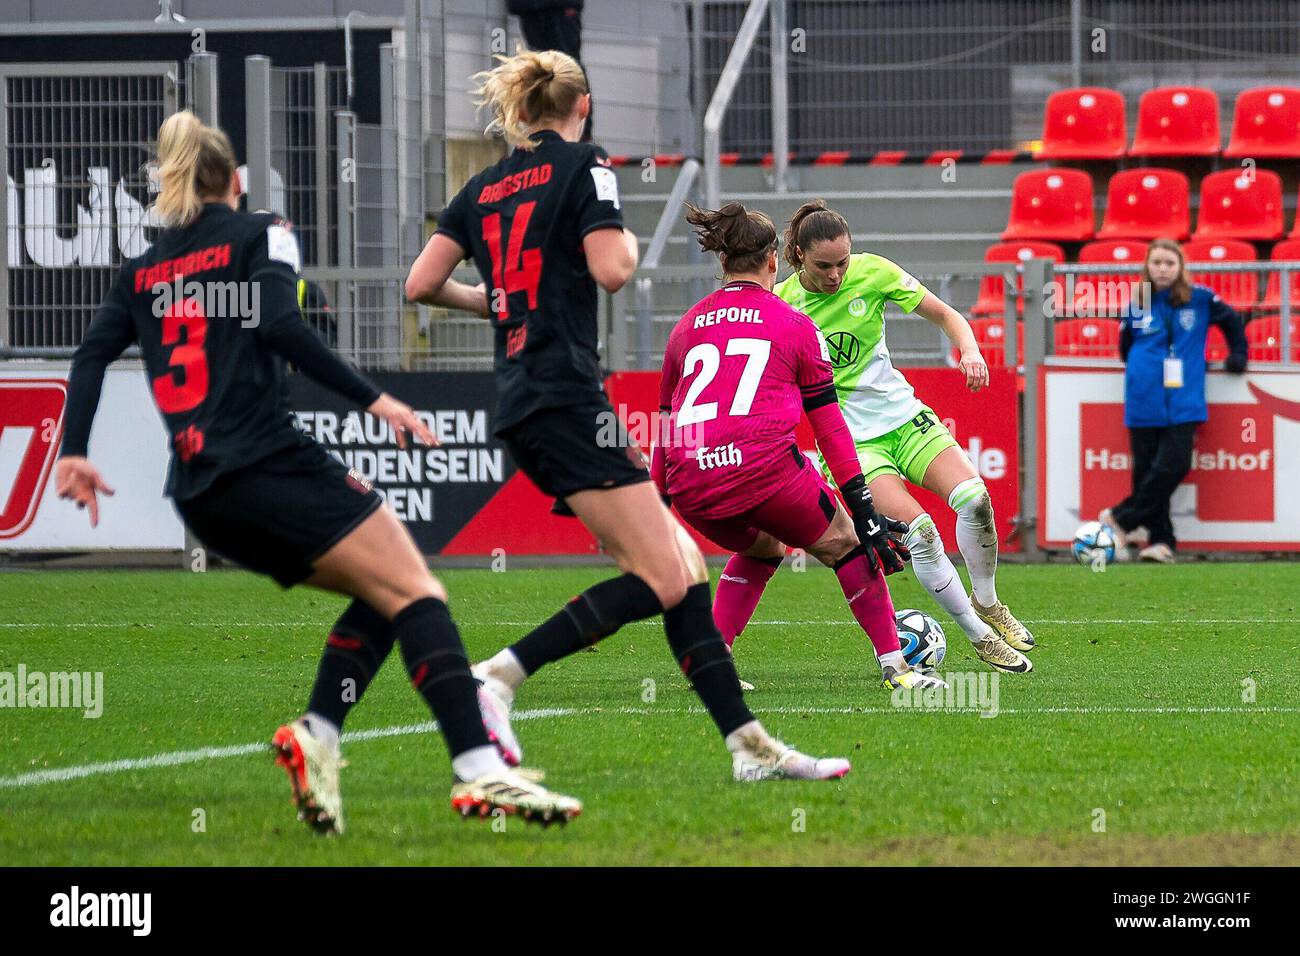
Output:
[847, 297, 868, 317]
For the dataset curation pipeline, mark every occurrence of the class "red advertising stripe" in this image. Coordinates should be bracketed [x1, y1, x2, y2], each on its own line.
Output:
[869, 151, 906, 166]
[813, 151, 850, 166]
[981, 149, 1022, 164]
[925, 149, 964, 165]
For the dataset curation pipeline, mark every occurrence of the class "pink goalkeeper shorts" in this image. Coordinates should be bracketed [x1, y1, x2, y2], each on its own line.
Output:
[675, 460, 839, 553]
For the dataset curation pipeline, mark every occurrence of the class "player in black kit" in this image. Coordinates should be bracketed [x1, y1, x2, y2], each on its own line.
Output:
[55, 110, 581, 832]
[405, 48, 849, 782]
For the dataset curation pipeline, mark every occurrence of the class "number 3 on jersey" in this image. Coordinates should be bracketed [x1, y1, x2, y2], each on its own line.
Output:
[677, 338, 771, 426]
[152, 300, 209, 414]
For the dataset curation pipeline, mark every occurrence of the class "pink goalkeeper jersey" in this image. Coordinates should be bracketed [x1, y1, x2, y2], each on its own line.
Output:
[659, 280, 835, 519]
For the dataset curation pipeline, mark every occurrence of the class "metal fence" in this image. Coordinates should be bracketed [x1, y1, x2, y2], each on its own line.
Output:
[269, 64, 349, 269]
[8, 3, 1300, 368]
[1, 62, 178, 351]
[439, 0, 696, 160]
[701, 0, 1300, 156]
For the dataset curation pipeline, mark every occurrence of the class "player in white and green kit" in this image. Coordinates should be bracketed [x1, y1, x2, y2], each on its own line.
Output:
[769, 200, 1034, 674]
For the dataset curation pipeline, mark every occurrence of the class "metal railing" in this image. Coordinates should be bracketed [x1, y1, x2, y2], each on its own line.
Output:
[1051, 260, 1297, 364]
[699, 0, 1300, 156]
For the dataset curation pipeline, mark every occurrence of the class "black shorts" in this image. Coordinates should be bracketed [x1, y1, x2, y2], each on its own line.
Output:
[175, 441, 383, 588]
[499, 400, 651, 513]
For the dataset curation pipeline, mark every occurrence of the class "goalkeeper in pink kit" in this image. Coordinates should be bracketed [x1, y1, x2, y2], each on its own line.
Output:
[653, 203, 946, 691]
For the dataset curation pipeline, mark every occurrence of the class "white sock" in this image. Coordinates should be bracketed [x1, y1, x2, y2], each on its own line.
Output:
[903, 513, 987, 643]
[302, 712, 340, 752]
[725, 719, 774, 754]
[948, 478, 999, 608]
[878, 650, 906, 671]
[451, 744, 507, 781]
[480, 648, 527, 694]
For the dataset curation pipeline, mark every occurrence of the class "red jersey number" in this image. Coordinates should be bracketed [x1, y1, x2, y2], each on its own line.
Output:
[152, 300, 209, 414]
[482, 202, 542, 322]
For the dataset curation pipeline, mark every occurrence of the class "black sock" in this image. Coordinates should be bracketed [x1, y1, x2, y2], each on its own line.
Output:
[664, 582, 755, 737]
[509, 573, 663, 675]
[392, 597, 491, 758]
[307, 600, 395, 729]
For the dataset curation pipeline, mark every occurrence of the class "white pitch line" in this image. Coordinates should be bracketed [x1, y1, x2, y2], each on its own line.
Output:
[0, 707, 568, 790]
[2, 704, 1298, 791]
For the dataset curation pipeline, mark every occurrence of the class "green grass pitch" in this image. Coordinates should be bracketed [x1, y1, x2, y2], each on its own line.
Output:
[2, 562, 1297, 865]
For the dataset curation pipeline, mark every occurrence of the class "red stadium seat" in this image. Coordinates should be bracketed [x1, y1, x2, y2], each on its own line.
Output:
[1129, 87, 1221, 157]
[1204, 324, 1229, 361]
[972, 241, 1066, 316]
[1097, 168, 1190, 240]
[1245, 315, 1300, 361]
[1069, 240, 1148, 316]
[1054, 318, 1122, 357]
[1035, 87, 1127, 160]
[1001, 169, 1095, 242]
[957, 318, 1024, 367]
[1183, 238, 1260, 310]
[1224, 87, 1300, 158]
[1260, 238, 1300, 310]
[1192, 168, 1284, 241]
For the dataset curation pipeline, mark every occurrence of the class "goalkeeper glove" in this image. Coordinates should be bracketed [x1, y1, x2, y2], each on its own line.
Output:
[840, 474, 911, 575]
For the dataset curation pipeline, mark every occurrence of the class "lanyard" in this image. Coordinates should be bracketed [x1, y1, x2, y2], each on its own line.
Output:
[1162, 300, 1179, 357]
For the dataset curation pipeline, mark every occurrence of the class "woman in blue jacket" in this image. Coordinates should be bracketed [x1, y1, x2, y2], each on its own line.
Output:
[1100, 239, 1247, 563]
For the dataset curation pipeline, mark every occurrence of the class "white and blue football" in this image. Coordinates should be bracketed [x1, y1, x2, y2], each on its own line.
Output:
[1072, 520, 1117, 566]
[894, 608, 947, 674]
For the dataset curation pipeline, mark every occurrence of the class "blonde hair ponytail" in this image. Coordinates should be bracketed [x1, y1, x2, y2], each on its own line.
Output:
[472, 46, 588, 150]
[154, 110, 237, 227]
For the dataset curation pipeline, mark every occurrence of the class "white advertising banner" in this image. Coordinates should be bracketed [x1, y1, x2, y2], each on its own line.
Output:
[0, 363, 183, 550]
[1040, 366, 1300, 550]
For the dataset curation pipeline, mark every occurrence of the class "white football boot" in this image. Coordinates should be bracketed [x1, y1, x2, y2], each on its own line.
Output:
[729, 724, 851, 782]
[450, 767, 582, 826]
[272, 718, 346, 835]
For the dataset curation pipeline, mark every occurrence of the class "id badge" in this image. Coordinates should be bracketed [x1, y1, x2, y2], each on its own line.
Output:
[1163, 356, 1184, 389]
